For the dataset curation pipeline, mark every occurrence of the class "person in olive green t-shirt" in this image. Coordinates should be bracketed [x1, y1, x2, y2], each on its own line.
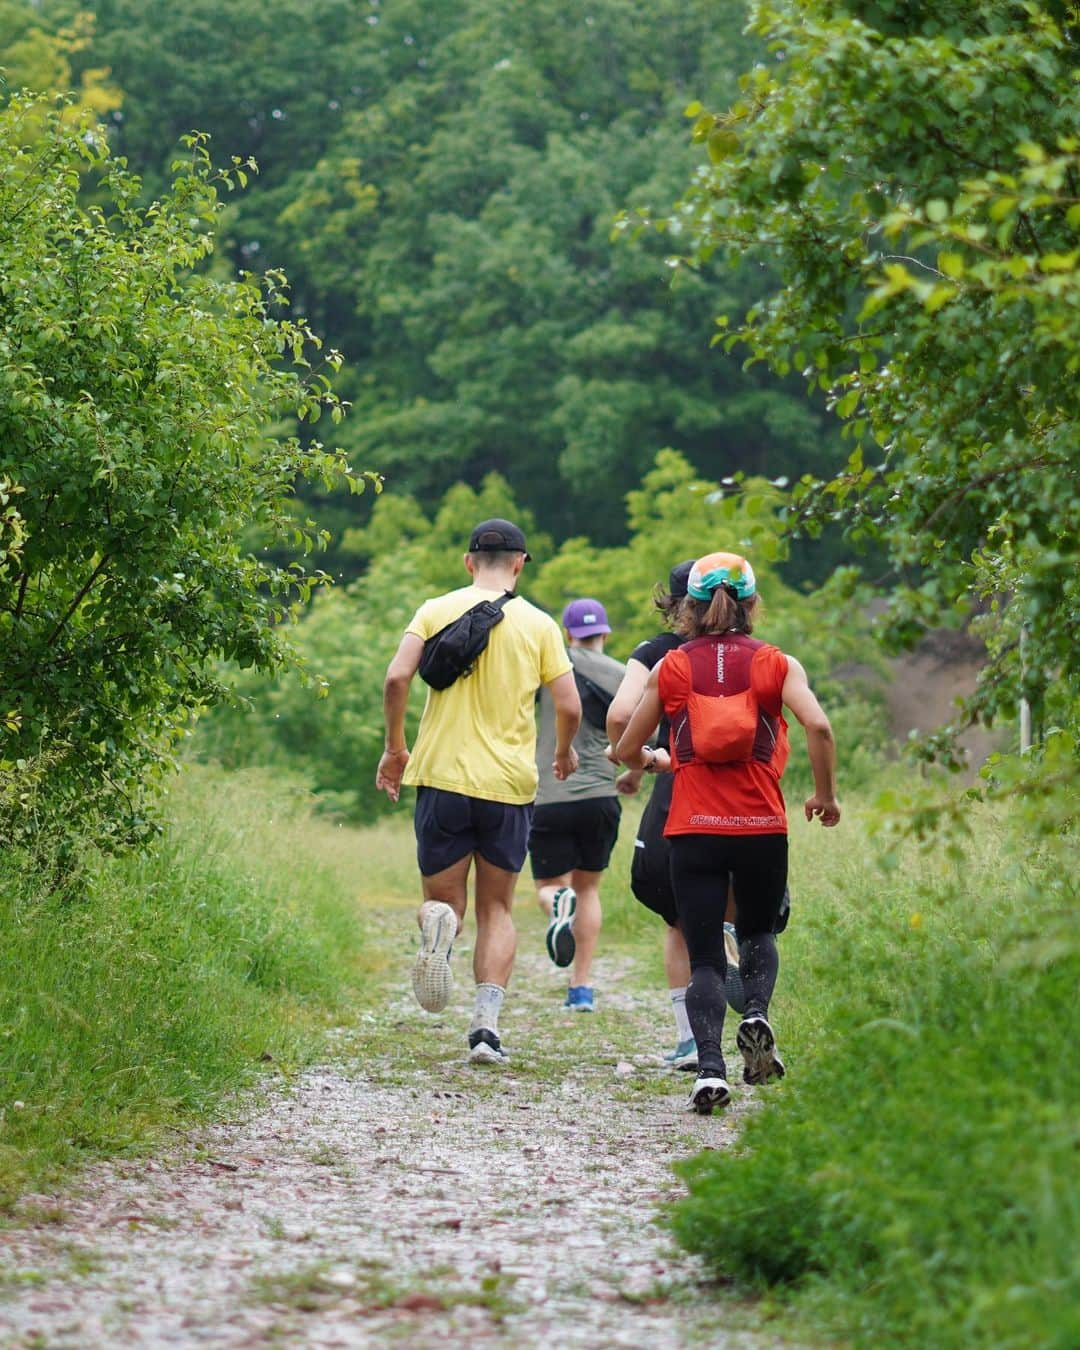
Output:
[529, 599, 632, 1013]
[376, 519, 582, 1066]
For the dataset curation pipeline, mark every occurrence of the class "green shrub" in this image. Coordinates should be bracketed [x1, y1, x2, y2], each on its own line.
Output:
[670, 790, 1079, 1347]
[0, 95, 369, 850]
[0, 765, 371, 1204]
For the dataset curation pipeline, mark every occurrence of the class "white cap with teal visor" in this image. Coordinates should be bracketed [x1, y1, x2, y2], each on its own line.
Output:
[687, 552, 757, 601]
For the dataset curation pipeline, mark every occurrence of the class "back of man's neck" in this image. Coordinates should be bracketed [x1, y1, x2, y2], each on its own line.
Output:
[471, 572, 516, 593]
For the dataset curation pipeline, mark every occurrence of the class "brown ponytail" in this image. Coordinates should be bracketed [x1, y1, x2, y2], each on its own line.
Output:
[653, 587, 690, 628]
[676, 588, 759, 639]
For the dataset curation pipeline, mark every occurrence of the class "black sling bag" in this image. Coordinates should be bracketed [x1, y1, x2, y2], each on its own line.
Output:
[574, 669, 615, 730]
[417, 591, 515, 690]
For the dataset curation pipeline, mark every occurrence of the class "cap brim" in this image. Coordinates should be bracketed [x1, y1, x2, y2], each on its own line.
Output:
[567, 624, 611, 637]
[471, 545, 531, 560]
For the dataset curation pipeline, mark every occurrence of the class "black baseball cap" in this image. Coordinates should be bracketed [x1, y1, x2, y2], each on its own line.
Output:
[669, 559, 695, 599]
[468, 518, 531, 561]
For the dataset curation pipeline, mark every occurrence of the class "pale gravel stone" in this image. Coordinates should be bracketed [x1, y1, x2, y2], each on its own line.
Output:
[0, 920, 781, 1348]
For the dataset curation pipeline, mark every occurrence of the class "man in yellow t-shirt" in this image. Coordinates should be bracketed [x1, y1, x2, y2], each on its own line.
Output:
[376, 518, 582, 1064]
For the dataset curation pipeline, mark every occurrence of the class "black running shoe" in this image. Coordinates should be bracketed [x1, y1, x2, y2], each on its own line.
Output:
[467, 1028, 509, 1065]
[685, 1071, 731, 1115]
[544, 886, 577, 968]
[736, 1015, 786, 1085]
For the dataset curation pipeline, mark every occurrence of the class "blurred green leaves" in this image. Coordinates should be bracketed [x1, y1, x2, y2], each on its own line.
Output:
[64, 0, 846, 561]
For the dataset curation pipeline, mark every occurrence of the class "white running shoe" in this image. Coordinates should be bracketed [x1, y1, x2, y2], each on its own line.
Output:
[412, 902, 456, 1012]
[685, 1072, 731, 1115]
[736, 1014, 786, 1085]
[468, 1028, 509, 1064]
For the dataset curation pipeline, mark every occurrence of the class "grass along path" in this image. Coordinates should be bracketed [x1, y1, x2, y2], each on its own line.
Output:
[0, 899, 780, 1348]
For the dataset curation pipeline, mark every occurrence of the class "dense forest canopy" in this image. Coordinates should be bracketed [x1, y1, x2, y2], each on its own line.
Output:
[27, 0, 847, 563]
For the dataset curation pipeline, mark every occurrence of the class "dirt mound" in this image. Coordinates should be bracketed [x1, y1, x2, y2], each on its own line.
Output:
[884, 631, 1001, 773]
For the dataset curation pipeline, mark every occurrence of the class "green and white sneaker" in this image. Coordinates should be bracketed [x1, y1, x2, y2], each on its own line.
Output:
[663, 1037, 699, 1071]
[412, 902, 456, 1013]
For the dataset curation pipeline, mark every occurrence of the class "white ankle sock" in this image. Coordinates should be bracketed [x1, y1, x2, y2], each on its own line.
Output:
[670, 987, 692, 1041]
[470, 982, 505, 1036]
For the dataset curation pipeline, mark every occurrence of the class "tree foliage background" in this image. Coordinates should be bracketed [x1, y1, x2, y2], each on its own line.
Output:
[4, 0, 1076, 841]
[42, 0, 847, 567]
[0, 95, 366, 847]
[653, 0, 1079, 755]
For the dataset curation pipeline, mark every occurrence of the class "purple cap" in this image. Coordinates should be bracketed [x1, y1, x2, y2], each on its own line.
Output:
[562, 598, 611, 638]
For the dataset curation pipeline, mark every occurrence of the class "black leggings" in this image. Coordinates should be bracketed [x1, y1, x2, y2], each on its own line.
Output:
[669, 833, 788, 1075]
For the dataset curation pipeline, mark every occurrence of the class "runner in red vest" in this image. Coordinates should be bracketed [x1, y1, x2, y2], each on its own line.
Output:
[615, 551, 840, 1114]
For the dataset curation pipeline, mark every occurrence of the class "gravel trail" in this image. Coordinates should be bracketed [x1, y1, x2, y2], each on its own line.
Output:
[1, 908, 771, 1347]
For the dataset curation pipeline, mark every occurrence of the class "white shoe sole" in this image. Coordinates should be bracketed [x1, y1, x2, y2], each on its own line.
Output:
[724, 925, 740, 968]
[685, 1076, 731, 1115]
[737, 1016, 786, 1085]
[412, 903, 456, 1013]
[468, 1041, 508, 1065]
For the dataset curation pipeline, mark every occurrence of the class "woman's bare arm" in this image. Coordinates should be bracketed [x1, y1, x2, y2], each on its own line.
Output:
[782, 655, 840, 826]
[606, 657, 650, 746]
[614, 666, 669, 772]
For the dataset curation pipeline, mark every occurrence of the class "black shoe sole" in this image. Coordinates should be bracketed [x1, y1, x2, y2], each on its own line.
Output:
[546, 922, 576, 968]
[737, 1017, 786, 1086]
[725, 969, 746, 1015]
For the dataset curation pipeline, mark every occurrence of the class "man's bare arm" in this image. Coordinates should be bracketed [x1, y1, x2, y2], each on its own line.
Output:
[375, 633, 424, 803]
[547, 669, 581, 781]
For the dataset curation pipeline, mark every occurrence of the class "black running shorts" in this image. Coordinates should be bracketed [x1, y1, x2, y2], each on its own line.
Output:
[414, 787, 534, 876]
[630, 785, 797, 932]
[527, 797, 621, 879]
[630, 786, 679, 926]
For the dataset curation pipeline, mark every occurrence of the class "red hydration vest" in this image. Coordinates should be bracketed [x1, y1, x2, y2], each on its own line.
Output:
[658, 632, 790, 836]
[663, 633, 788, 772]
